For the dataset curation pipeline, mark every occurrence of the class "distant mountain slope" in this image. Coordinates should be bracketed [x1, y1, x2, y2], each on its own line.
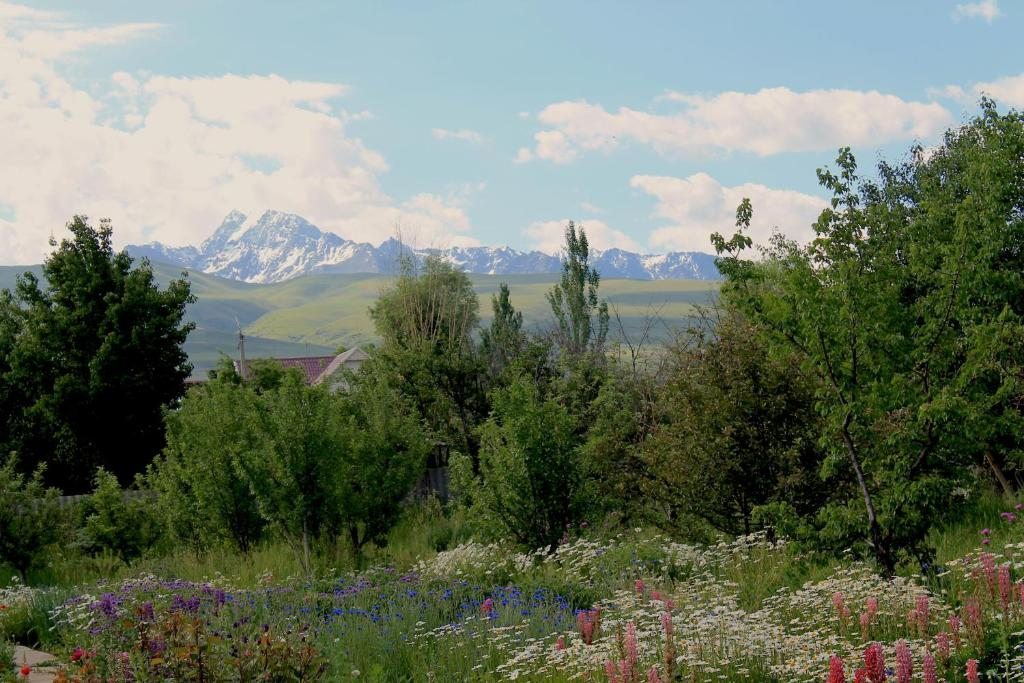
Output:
[126, 209, 720, 283]
[1, 262, 718, 372]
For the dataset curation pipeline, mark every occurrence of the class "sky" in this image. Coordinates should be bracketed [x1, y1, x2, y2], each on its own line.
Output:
[1, 0, 1022, 265]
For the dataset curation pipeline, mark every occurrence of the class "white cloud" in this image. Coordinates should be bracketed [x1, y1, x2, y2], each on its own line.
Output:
[523, 218, 641, 255]
[954, 0, 1001, 22]
[932, 73, 1024, 108]
[580, 201, 603, 214]
[513, 147, 534, 163]
[968, 73, 1024, 107]
[0, 4, 477, 264]
[630, 173, 827, 253]
[519, 88, 952, 162]
[431, 127, 484, 144]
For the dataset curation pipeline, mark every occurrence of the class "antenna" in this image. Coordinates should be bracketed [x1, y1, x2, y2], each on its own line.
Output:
[236, 316, 248, 380]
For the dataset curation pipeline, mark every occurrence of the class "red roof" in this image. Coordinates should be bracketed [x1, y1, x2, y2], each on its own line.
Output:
[234, 355, 337, 385]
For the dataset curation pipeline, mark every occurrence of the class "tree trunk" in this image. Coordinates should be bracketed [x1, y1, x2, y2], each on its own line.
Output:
[840, 412, 894, 575]
[985, 450, 1015, 498]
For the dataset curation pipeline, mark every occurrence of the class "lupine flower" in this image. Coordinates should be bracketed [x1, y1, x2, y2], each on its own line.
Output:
[966, 659, 979, 683]
[1000, 563, 1013, 612]
[864, 642, 886, 682]
[894, 640, 912, 683]
[915, 594, 929, 632]
[922, 651, 936, 683]
[964, 599, 983, 646]
[828, 654, 846, 683]
[934, 632, 950, 662]
[947, 615, 962, 650]
[981, 552, 997, 597]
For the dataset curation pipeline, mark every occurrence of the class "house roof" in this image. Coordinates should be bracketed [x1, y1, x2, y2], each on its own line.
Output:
[313, 347, 370, 386]
[234, 355, 337, 385]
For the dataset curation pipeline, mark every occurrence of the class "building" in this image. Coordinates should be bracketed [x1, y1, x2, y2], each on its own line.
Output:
[233, 347, 368, 388]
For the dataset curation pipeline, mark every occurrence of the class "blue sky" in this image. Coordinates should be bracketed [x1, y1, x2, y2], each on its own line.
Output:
[1, 0, 1021, 264]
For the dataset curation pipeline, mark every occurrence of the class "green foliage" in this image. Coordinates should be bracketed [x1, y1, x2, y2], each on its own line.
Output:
[715, 102, 1024, 572]
[0, 217, 194, 492]
[479, 282, 525, 381]
[546, 222, 609, 357]
[0, 455, 63, 579]
[457, 375, 582, 550]
[369, 256, 486, 462]
[335, 372, 432, 555]
[151, 379, 267, 553]
[641, 310, 828, 536]
[233, 374, 350, 572]
[74, 469, 161, 563]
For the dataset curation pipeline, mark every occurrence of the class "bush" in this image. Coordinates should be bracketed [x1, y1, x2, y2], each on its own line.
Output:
[0, 455, 64, 579]
[74, 469, 162, 563]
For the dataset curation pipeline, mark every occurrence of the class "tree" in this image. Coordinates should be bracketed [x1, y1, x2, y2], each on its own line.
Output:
[479, 283, 525, 381]
[368, 256, 486, 463]
[0, 217, 194, 492]
[151, 379, 268, 553]
[455, 375, 582, 550]
[233, 374, 348, 573]
[714, 102, 1024, 572]
[336, 372, 431, 556]
[547, 222, 609, 358]
[641, 309, 828, 536]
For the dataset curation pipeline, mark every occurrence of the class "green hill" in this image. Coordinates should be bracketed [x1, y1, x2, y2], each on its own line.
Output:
[1, 263, 719, 372]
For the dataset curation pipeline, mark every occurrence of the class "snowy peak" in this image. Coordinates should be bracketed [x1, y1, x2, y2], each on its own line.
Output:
[127, 210, 719, 283]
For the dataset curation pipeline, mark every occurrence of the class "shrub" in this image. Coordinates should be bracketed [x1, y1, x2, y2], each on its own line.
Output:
[0, 455, 64, 579]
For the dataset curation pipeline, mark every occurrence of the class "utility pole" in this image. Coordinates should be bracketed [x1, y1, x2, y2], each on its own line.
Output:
[236, 318, 248, 380]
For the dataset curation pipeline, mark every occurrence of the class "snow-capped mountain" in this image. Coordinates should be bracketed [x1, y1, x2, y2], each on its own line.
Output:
[127, 210, 719, 283]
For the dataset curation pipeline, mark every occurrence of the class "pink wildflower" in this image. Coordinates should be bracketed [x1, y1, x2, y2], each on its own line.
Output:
[555, 635, 566, 651]
[865, 596, 878, 619]
[948, 614, 962, 644]
[863, 642, 886, 683]
[660, 611, 673, 639]
[577, 608, 601, 645]
[922, 651, 936, 683]
[915, 594, 930, 633]
[1017, 503, 1023, 512]
[1002, 511, 1017, 522]
[1000, 563, 1013, 612]
[651, 590, 662, 601]
[981, 552, 997, 596]
[894, 640, 912, 683]
[624, 621, 639, 672]
[646, 667, 662, 683]
[828, 655, 846, 683]
[859, 612, 870, 640]
[635, 579, 645, 596]
[481, 597, 494, 616]
[854, 668, 867, 683]
[934, 632, 950, 662]
[964, 599, 983, 646]
[604, 660, 620, 683]
[833, 591, 850, 620]
[966, 659, 980, 683]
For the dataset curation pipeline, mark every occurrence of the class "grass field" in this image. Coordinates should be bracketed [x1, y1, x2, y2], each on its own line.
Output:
[1, 263, 719, 373]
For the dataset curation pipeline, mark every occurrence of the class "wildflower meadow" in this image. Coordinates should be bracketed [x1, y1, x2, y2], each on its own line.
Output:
[5, 501, 1024, 681]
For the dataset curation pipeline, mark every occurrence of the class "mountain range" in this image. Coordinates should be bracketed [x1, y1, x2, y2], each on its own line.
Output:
[126, 210, 720, 284]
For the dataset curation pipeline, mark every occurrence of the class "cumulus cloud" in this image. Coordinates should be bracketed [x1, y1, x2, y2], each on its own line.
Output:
[630, 173, 827, 253]
[523, 218, 641, 255]
[431, 127, 484, 144]
[0, 2, 477, 264]
[954, 0, 1001, 22]
[519, 88, 952, 163]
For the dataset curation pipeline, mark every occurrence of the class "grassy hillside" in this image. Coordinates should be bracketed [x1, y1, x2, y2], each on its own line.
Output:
[1, 263, 718, 372]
